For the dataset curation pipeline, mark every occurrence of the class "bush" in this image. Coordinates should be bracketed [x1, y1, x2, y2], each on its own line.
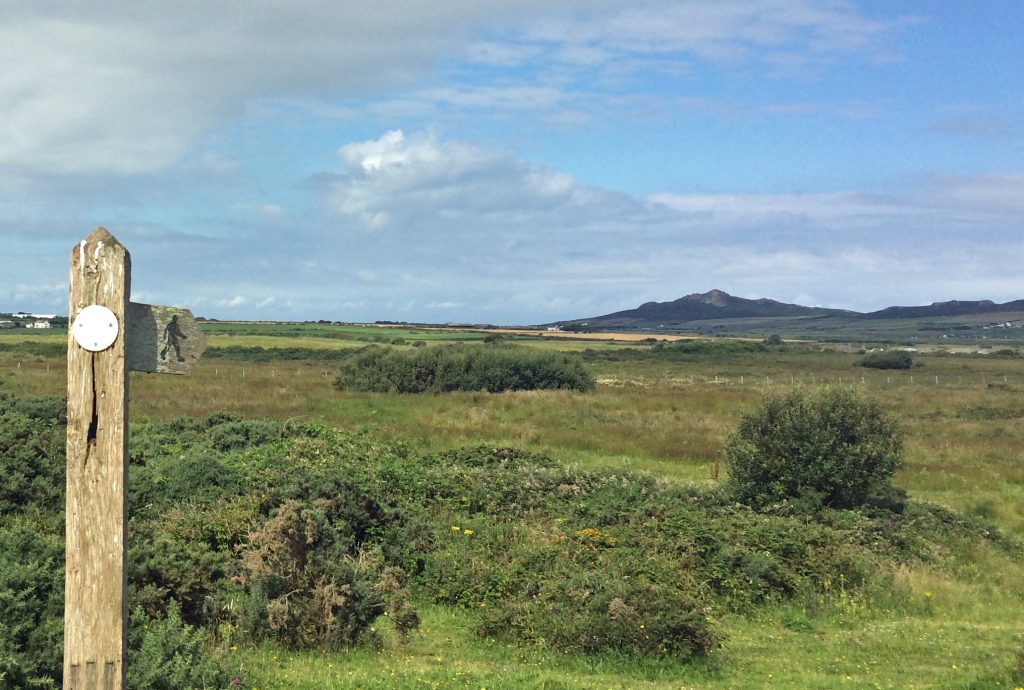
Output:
[333, 344, 595, 393]
[479, 571, 715, 658]
[858, 350, 913, 369]
[0, 396, 65, 514]
[127, 602, 234, 690]
[0, 519, 64, 689]
[725, 388, 904, 509]
[235, 500, 411, 649]
[209, 419, 281, 451]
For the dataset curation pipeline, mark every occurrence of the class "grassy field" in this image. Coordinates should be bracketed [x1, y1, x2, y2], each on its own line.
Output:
[3, 325, 1024, 689]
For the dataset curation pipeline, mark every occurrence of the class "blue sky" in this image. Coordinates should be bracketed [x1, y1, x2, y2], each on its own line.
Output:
[2, 1, 1022, 324]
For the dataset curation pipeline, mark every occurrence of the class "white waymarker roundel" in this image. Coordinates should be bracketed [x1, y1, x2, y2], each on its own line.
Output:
[72, 305, 119, 352]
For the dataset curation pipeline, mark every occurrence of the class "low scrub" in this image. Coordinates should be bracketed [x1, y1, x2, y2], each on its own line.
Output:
[333, 344, 595, 393]
[0, 393, 1017, 685]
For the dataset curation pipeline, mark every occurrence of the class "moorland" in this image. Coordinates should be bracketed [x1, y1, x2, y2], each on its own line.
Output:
[1, 322, 1023, 689]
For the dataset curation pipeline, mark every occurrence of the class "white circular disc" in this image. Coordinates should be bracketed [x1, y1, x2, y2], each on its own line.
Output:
[72, 305, 119, 352]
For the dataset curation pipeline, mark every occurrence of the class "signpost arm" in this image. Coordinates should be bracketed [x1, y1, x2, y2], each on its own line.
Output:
[65, 228, 130, 690]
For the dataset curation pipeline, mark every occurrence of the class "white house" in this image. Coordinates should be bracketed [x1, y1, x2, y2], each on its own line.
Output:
[26, 321, 52, 329]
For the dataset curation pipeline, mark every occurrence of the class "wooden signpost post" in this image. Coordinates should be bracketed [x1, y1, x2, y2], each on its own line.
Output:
[64, 228, 205, 690]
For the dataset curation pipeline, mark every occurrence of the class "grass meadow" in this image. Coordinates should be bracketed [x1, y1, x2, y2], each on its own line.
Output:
[3, 325, 1024, 688]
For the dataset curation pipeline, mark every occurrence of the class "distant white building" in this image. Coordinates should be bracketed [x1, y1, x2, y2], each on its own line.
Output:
[26, 321, 52, 329]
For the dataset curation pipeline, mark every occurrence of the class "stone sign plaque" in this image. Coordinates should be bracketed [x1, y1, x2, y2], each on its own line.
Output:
[126, 302, 207, 374]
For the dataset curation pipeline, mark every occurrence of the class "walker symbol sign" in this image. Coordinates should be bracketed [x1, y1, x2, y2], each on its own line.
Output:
[126, 303, 206, 374]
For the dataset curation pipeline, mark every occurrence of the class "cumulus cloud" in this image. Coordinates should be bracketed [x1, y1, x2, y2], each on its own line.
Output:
[331, 130, 601, 231]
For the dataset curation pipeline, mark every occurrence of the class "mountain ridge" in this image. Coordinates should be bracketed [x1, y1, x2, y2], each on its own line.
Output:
[558, 290, 1024, 329]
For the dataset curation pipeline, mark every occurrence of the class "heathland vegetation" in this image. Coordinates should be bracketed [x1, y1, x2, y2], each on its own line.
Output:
[2, 325, 1024, 689]
[333, 344, 595, 393]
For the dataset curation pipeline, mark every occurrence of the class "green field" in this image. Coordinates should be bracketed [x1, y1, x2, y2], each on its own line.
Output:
[2, 324, 1024, 689]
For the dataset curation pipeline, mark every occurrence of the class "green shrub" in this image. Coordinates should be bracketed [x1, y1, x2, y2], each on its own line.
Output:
[126, 602, 234, 690]
[0, 396, 65, 514]
[479, 571, 715, 658]
[0, 518, 64, 689]
[130, 453, 244, 509]
[129, 527, 234, 624]
[1, 395, 66, 424]
[333, 344, 595, 393]
[725, 388, 904, 509]
[858, 350, 913, 369]
[209, 419, 281, 451]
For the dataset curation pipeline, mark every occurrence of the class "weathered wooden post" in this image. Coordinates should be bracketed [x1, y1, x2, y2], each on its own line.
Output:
[65, 228, 206, 690]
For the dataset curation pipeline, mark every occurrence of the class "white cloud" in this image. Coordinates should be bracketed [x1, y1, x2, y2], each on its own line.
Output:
[0, 0, 610, 176]
[519, 0, 905, 70]
[219, 296, 247, 308]
[315, 130, 1024, 321]
[0, 1, 908, 178]
[331, 130, 596, 231]
[464, 41, 545, 67]
[649, 190, 927, 232]
[925, 174, 1024, 213]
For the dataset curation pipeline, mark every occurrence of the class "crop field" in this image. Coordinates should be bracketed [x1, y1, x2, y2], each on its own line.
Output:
[2, 324, 1024, 689]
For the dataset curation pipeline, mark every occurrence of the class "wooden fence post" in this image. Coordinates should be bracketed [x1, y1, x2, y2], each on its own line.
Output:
[64, 228, 207, 689]
[65, 228, 130, 690]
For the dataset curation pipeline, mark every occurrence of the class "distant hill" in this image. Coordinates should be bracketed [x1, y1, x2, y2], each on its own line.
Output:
[563, 289, 852, 329]
[552, 290, 1024, 342]
[864, 299, 1024, 319]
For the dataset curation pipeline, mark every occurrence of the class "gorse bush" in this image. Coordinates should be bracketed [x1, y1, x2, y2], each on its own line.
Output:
[478, 569, 715, 657]
[858, 350, 914, 370]
[126, 603, 234, 690]
[0, 394, 64, 514]
[236, 500, 388, 650]
[0, 518, 63, 690]
[333, 344, 595, 393]
[725, 388, 904, 509]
